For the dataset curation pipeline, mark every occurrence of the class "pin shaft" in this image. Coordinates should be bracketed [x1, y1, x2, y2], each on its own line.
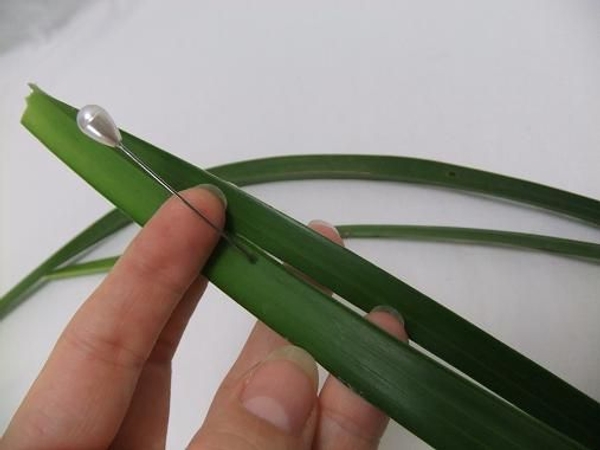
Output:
[116, 143, 256, 262]
[76, 104, 254, 262]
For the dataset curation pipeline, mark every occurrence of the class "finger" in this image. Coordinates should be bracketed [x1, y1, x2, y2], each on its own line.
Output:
[3, 186, 225, 450]
[110, 275, 208, 449]
[222, 321, 289, 388]
[315, 308, 408, 450]
[306, 219, 344, 245]
[188, 220, 344, 450]
[189, 346, 319, 450]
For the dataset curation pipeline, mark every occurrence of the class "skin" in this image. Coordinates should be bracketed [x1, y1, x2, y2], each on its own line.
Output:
[1, 187, 408, 450]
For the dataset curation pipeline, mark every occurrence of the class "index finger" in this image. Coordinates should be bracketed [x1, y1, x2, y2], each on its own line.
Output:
[3, 186, 225, 450]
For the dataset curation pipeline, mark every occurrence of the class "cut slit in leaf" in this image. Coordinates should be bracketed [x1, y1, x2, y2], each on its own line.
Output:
[9, 86, 600, 448]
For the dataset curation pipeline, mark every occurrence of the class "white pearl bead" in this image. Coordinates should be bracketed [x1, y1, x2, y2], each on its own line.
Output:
[76, 104, 122, 148]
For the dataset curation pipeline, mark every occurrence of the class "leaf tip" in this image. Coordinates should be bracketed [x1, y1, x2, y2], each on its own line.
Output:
[27, 83, 43, 93]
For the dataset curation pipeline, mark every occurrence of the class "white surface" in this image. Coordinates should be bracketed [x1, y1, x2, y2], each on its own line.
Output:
[1, 1, 599, 448]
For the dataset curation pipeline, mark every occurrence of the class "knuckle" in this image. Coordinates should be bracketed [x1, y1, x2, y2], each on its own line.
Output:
[319, 404, 382, 447]
[124, 247, 186, 299]
[190, 428, 264, 450]
[62, 325, 147, 372]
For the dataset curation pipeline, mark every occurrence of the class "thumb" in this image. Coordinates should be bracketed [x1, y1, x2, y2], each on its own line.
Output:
[190, 346, 319, 450]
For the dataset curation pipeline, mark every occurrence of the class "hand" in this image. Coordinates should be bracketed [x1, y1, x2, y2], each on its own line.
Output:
[2, 186, 408, 450]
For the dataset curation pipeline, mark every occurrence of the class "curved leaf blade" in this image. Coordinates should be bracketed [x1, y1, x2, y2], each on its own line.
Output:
[43, 226, 600, 281]
[337, 224, 600, 261]
[0, 209, 130, 318]
[19, 88, 599, 448]
[212, 155, 600, 227]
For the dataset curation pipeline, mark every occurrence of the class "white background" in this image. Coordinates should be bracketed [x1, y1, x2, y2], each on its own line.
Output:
[1, 1, 599, 448]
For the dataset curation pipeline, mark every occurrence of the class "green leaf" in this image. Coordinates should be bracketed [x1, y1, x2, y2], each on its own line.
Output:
[9, 88, 600, 320]
[337, 224, 600, 261]
[43, 225, 600, 280]
[44, 256, 121, 281]
[18, 87, 598, 448]
[4, 154, 600, 317]
[5, 150, 599, 315]
[211, 155, 600, 227]
[0, 209, 130, 318]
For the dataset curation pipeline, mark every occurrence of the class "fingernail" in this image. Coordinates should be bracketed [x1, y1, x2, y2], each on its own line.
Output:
[241, 345, 318, 434]
[371, 305, 405, 325]
[196, 184, 227, 208]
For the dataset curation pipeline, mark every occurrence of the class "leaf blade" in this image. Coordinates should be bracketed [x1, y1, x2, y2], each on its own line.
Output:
[211, 155, 600, 227]
[19, 88, 598, 448]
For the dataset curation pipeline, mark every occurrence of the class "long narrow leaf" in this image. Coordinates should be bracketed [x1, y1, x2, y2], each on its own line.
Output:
[337, 225, 600, 261]
[44, 256, 121, 281]
[211, 156, 600, 227]
[19, 87, 598, 448]
[43, 226, 600, 281]
[7, 113, 600, 318]
[0, 209, 130, 318]
[207, 239, 584, 449]
[4, 150, 599, 316]
[98, 103, 599, 445]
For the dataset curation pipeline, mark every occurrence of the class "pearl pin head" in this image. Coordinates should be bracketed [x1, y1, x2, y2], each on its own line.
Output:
[76, 104, 122, 148]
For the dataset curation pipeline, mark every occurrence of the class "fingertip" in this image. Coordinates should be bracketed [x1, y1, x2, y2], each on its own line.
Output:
[368, 306, 409, 343]
[263, 345, 319, 390]
[193, 184, 228, 209]
[190, 345, 318, 449]
[241, 345, 318, 434]
[308, 220, 344, 246]
[176, 185, 227, 228]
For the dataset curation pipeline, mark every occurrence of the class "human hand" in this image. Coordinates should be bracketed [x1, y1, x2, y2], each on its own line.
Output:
[2, 186, 408, 450]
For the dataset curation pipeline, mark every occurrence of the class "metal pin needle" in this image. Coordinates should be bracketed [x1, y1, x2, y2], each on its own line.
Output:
[76, 104, 255, 262]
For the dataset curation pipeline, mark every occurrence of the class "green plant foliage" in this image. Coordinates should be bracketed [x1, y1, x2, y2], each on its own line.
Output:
[5, 86, 599, 448]
[41, 225, 600, 281]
